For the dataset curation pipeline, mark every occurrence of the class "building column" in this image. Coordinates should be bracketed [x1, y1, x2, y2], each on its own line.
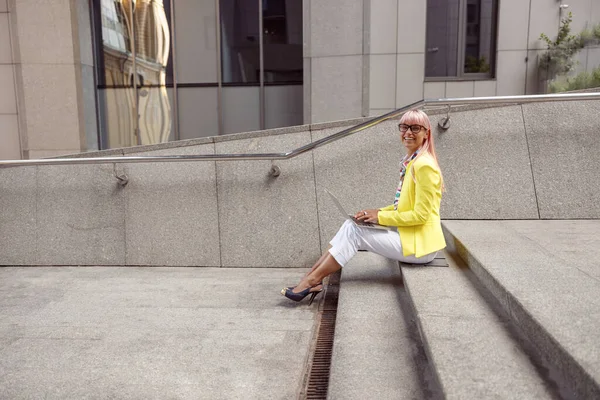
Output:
[7, 0, 97, 159]
[303, 0, 366, 124]
[0, 0, 20, 160]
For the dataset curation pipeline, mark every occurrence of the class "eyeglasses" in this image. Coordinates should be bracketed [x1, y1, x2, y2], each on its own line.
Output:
[398, 124, 426, 134]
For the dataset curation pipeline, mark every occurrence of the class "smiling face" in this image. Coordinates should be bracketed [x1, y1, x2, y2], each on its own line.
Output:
[398, 111, 431, 155]
[398, 121, 429, 154]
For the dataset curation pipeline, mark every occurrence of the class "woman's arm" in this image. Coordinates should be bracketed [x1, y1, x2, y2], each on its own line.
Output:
[377, 163, 440, 227]
[379, 204, 395, 212]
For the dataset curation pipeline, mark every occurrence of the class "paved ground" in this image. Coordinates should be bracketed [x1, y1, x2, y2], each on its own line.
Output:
[0, 267, 316, 399]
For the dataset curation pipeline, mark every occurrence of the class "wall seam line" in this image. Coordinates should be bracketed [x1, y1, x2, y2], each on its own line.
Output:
[213, 142, 224, 267]
[5, 5, 22, 159]
[395, 0, 398, 108]
[310, 129, 324, 255]
[121, 152, 128, 265]
[524, 0, 533, 94]
[34, 165, 39, 265]
[520, 104, 541, 219]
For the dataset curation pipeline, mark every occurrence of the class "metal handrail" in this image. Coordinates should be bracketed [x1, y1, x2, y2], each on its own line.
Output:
[2, 92, 599, 168]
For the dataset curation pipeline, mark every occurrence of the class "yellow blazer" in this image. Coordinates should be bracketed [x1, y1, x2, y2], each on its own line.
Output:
[377, 153, 446, 258]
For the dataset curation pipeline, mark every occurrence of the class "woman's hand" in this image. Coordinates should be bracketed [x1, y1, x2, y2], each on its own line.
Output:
[354, 209, 379, 224]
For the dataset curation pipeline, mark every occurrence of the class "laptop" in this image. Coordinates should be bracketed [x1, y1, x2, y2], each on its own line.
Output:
[325, 189, 396, 231]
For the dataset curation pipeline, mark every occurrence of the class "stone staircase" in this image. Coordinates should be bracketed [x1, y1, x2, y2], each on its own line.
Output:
[326, 220, 600, 399]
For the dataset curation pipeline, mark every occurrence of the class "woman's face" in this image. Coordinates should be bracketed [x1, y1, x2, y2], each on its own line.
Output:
[399, 122, 429, 154]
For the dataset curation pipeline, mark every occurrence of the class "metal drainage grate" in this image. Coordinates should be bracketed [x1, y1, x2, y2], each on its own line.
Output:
[301, 270, 341, 400]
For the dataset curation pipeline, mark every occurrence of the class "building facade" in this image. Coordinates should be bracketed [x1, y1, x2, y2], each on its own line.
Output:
[1, 0, 599, 160]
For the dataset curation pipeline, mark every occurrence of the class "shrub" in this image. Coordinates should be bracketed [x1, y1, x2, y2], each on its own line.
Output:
[539, 12, 584, 79]
[579, 23, 600, 46]
[549, 66, 600, 92]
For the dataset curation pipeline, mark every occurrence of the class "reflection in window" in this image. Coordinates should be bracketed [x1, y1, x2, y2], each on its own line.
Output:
[94, 0, 173, 148]
[99, 0, 132, 86]
[132, 0, 173, 145]
[425, 0, 496, 78]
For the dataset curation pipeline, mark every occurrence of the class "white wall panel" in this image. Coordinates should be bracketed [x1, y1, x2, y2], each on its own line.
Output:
[0, 13, 11, 63]
[397, 0, 426, 54]
[424, 81, 445, 99]
[474, 80, 497, 97]
[0, 114, 19, 159]
[12, 0, 74, 64]
[369, 0, 397, 54]
[396, 53, 424, 107]
[568, 0, 593, 34]
[525, 49, 544, 94]
[586, 47, 600, 70]
[527, 0, 559, 50]
[497, 50, 527, 95]
[497, 0, 530, 51]
[369, 54, 396, 109]
[446, 81, 474, 98]
[0, 64, 16, 113]
[593, 0, 600, 23]
[311, 55, 363, 123]
[310, 0, 363, 57]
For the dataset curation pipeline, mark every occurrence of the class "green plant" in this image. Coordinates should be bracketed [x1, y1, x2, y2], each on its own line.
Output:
[579, 23, 600, 46]
[465, 55, 490, 73]
[538, 12, 584, 79]
[548, 65, 600, 92]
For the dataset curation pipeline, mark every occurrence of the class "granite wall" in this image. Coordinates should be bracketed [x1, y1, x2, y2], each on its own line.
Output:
[1, 100, 598, 266]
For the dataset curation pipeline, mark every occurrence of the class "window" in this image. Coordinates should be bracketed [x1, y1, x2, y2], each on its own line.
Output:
[91, 0, 174, 148]
[93, 0, 173, 88]
[91, 0, 303, 148]
[219, 0, 302, 85]
[425, 0, 497, 79]
[262, 0, 303, 84]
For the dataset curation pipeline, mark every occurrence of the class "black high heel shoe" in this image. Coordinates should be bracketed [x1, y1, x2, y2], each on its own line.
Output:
[285, 281, 322, 291]
[281, 285, 323, 305]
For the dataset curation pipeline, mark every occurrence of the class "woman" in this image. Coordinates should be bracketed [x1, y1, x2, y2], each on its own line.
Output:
[281, 110, 446, 304]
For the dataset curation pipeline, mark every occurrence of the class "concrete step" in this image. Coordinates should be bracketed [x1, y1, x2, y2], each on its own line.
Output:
[401, 250, 557, 399]
[442, 220, 600, 400]
[327, 252, 429, 400]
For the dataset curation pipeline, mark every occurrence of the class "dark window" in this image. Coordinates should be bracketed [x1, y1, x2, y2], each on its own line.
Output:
[262, 0, 303, 84]
[425, 0, 497, 78]
[220, 0, 261, 84]
[219, 0, 302, 85]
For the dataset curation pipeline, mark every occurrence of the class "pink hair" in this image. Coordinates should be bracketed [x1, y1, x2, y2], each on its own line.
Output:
[399, 110, 445, 190]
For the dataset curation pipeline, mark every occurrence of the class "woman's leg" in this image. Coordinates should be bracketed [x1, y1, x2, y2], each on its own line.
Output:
[286, 245, 330, 287]
[301, 222, 436, 289]
[291, 221, 356, 293]
[292, 253, 341, 293]
[288, 220, 436, 295]
[305, 245, 331, 277]
[356, 228, 437, 264]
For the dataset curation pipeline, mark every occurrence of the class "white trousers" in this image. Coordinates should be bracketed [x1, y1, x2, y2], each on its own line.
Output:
[328, 220, 437, 267]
